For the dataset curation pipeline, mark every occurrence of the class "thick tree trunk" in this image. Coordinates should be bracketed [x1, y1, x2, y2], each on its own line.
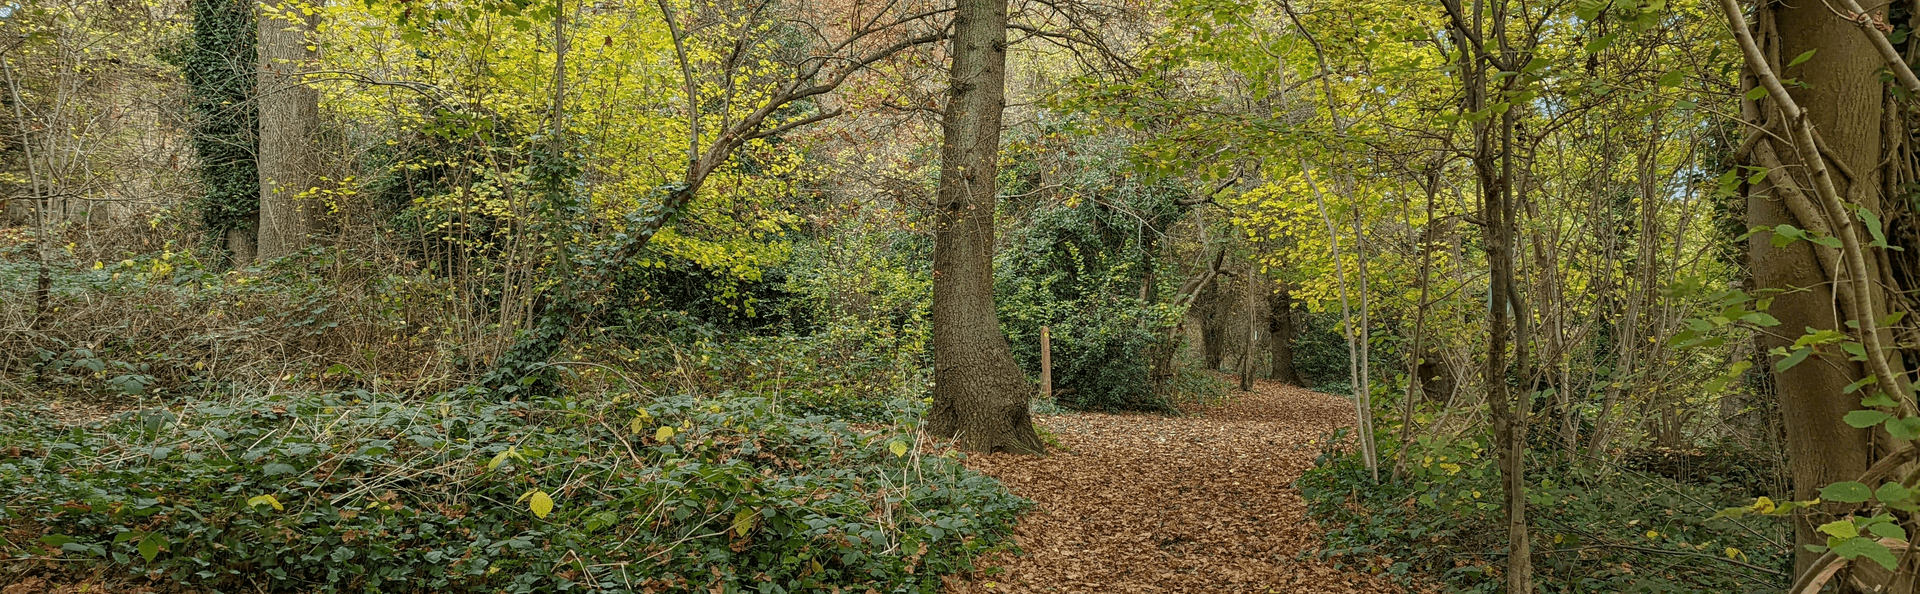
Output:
[924, 0, 1041, 454]
[254, 1, 320, 260]
[1267, 287, 1303, 385]
[1747, 0, 1882, 577]
[1198, 279, 1227, 370]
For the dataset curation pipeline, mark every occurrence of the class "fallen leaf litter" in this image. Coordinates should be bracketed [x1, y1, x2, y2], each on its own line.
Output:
[943, 377, 1436, 594]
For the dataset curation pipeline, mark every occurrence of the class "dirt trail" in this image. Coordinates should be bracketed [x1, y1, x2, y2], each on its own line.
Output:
[944, 378, 1418, 594]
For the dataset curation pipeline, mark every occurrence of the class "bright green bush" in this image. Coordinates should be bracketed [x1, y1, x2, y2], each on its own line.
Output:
[0, 390, 1023, 593]
[1298, 436, 1790, 593]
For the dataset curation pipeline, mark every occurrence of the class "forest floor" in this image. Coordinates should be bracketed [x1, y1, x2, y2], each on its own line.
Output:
[943, 377, 1429, 594]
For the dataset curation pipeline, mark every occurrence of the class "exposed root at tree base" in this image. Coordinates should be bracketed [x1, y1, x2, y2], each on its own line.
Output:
[944, 377, 1434, 594]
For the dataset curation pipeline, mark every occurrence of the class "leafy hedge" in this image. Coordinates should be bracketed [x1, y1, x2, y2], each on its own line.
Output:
[1298, 437, 1790, 593]
[0, 391, 1024, 593]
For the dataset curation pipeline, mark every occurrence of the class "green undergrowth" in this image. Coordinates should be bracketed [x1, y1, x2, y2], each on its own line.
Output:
[0, 390, 1025, 593]
[1299, 434, 1791, 593]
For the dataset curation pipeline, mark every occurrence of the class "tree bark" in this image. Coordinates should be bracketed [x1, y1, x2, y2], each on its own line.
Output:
[924, 0, 1042, 454]
[1198, 278, 1227, 370]
[1739, 0, 1884, 577]
[1267, 287, 1303, 385]
[254, 1, 321, 260]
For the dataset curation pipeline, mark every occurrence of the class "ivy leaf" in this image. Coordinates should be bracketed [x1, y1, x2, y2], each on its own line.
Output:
[1845, 410, 1893, 428]
[528, 490, 553, 519]
[733, 508, 758, 537]
[38, 534, 76, 548]
[137, 532, 165, 562]
[1821, 481, 1873, 503]
[246, 494, 285, 511]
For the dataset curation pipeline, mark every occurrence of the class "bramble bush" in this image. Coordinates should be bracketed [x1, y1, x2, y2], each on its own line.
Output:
[0, 390, 1024, 593]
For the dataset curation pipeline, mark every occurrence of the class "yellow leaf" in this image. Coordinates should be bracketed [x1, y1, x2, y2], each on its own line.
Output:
[1751, 496, 1775, 514]
[630, 416, 647, 435]
[528, 490, 553, 519]
[1645, 530, 1659, 540]
[1725, 547, 1745, 561]
[247, 494, 284, 511]
[656, 426, 675, 442]
[889, 441, 908, 457]
[732, 508, 757, 536]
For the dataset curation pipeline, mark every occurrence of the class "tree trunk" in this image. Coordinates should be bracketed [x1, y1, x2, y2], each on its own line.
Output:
[1267, 287, 1303, 385]
[186, 0, 258, 268]
[254, 1, 321, 260]
[924, 0, 1041, 454]
[1447, 0, 1530, 586]
[1238, 266, 1258, 392]
[1199, 278, 1227, 370]
[1743, 0, 1883, 577]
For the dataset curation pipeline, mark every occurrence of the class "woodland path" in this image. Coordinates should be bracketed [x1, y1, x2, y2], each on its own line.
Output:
[943, 378, 1422, 594]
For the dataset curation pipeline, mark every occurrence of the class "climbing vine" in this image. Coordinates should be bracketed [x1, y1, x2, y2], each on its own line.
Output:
[181, 0, 257, 256]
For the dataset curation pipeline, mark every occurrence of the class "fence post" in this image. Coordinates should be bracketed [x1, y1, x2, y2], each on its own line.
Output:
[1040, 325, 1052, 399]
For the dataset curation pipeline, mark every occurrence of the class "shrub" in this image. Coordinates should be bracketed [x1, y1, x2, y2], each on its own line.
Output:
[0, 390, 1024, 593]
[1298, 435, 1790, 593]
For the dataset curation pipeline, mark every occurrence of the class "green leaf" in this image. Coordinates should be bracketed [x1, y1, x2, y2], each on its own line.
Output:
[38, 535, 76, 548]
[1819, 518, 1859, 539]
[1821, 481, 1873, 503]
[137, 532, 164, 562]
[1844, 375, 1879, 394]
[889, 441, 909, 457]
[1776, 347, 1813, 372]
[1787, 49, 1817, 67]
[528, 490, 553, 519]
[1888, 417, 1920, 440]
[1833, 536, 1900, 571]
[1863, 392, 1898, 408]
[1868, 521, 1908, 541]
[1877, 482, 1915, 503]
[1845, 410, 1893, 428]
[733, 508, 758, 536]
[1657, 70, 1684, 88]
[1745, 86, 1770, 101]
[488, 447, 513, 471]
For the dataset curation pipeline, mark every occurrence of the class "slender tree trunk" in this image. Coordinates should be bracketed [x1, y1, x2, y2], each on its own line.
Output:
[254, 1, 320, 259]
[1448, 0, 1530, 586]
[1239, 267, 1258, 392]
[925, 0, 1042, 454]
[1392, 173, 1438, 482]
[5, 57, 50, 330]
[1303, 165, 1377, 481]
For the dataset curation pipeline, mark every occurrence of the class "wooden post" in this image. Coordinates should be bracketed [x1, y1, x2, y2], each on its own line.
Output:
[1040, 326, 1052, 399]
